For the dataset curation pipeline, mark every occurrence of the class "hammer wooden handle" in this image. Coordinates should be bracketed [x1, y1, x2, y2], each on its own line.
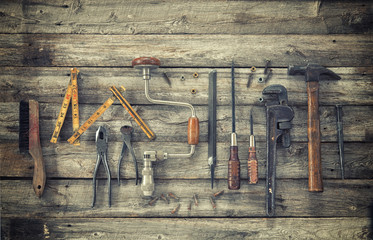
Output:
[307, 81, 323, 192]
[188, 116, 199, 145]
[29, 100, 46, 197]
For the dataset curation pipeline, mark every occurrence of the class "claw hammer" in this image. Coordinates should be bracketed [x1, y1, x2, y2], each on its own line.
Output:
[288, 64, 341, 192]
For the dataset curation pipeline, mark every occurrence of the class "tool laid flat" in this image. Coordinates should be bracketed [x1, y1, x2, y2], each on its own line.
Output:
[336, 105, 345, 179]
[228, 60, 240, 190]
[118, 125, 138, 185]
[208, 70, 217, 189]
[92, 126, 111, 208]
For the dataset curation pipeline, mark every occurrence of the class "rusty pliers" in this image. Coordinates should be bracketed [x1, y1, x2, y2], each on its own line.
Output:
[118, 125, 138, 185]
[92, 126, 111, 207]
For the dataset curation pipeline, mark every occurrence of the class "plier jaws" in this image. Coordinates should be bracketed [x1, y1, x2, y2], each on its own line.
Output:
[92, 126, 111, 207]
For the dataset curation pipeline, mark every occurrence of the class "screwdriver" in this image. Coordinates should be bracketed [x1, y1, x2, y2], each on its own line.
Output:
[228, 60, 240, 190]
[248, 109, 258, 184]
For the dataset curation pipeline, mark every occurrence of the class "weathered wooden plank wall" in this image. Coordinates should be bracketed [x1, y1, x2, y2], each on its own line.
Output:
[1, 0, 372, 239]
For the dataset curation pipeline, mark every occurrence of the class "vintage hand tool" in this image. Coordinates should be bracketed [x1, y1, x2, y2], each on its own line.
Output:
[19, 100, 46, 197]
[258, 60, 272, 83]
[248, 109, 258, 184]
[67, 87, 125, 144]
[51, 68, 80, 145]
[132, 57, 199, 196]
[336, 105, 345, 179]
[117, 125, 138, 185]
[110, 86, 155, 140]
[208, 70, 217, 189]
[262, 85, 294, 217]
[92, 126, 111, 207]
[228, 60, 240, 190]
[288, 64, 341, 192]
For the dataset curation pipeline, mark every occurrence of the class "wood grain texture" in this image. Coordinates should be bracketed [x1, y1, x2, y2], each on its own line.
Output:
[2, 103, 373, 143]
[1, 67, 372, 105]
[0, 34, 372, 67]
[1, 0, 372, 35]
[1, 179, 372, 218]
[1, 141, 372, 179]
[1, 217, 371, 240]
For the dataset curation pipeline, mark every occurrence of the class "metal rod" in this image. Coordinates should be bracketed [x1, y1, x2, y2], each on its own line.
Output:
[231, 60, 236, 133]
[336, 105, 345, 179]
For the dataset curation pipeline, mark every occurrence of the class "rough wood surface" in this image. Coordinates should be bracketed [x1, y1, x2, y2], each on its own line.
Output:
[1, 67, 372, 105]
[1, 217, 371, 240]
[1, 0, 372, 35]
[1, 179, 372, 218]
[0, 34, 372, 67]
[1, 141, 372, 179]
[1, 103, 373, 143]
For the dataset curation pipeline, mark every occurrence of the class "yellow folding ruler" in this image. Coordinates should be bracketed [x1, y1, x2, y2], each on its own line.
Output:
[110, 86, 155, 140]
[67, 87, 126, 145]
[50, 68, 80, 145]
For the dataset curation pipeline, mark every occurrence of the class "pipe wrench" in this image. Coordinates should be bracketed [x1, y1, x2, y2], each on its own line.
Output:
[262, 85, 294, 216]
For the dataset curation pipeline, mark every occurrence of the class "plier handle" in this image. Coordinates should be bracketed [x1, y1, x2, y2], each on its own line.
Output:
[92, 126, 111, 207]
[118, 125, 138, 185]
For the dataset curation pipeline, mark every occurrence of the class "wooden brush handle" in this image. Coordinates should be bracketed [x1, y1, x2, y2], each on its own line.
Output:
[307, 81, 323, 192]
[228, 146, 240, 190]
[29, 100, 46, 197]
[188, 116, 199, 145]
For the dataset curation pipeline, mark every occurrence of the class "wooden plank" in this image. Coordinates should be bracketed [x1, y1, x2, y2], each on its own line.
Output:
[1, 140, 372, 179]
[1, 102, 372, 143]
[0, 0, 372, 34]
[1, 217, 371, 240]
[0, 34, 372, 67]
[1, 179, 372, 218]
[1, 67, 372, 105]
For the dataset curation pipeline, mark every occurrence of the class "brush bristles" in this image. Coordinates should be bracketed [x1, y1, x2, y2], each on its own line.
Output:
[19, 100, 29, 153]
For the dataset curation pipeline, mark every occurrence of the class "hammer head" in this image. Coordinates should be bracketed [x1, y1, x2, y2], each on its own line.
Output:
[288, 63, 341, 82]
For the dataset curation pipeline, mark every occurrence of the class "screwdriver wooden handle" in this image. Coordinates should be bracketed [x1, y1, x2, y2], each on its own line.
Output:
[29, 100, 46, 198]
[307, 81, 323, 192]
[188, 116, 199, 145]
[228, 146, 240, 190]
[248, 146, 258, 184]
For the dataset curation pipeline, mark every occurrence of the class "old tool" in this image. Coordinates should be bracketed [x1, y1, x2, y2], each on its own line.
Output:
[262, 84, 294, 217]
[209, 196, 216, 209]
[258, 60, 272, 83]
[288, 63, 341, 192]
[208, 70, 217, 188]
[117, 125, 138, 185]
[248, 109, 258, 184]
[228, 60, 240, 190]
[162, 72, 172, 87]
[19, 100, 46, 197]
[336, 105, 345, 179]
[67, 87, 125, 144]
[92, 126, 111, 207]
[51, 68, 80, 145]
[132, 57, 199, 197]
[171, 204, 181, 214]
[213, 190, 224, 197]
[110, 86, 155, 140]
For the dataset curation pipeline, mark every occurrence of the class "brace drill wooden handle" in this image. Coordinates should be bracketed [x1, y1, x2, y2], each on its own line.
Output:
[188, 116, 199, 145]
[307, 81, 323, 192]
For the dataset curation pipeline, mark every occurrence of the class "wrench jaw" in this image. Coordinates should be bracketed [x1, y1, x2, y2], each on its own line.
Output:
[262, 85, 294, 217]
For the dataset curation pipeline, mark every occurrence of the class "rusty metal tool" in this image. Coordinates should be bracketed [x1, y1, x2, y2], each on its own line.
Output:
[288, 63, 341, 192]
[208, 70, 217, 188]
[19, 100, 46, 197]
[248, 109, 258, 184]
[132, 57, 199, 197]
[262, 85, 294, 217]
[228, 60, 240, 190]
[117, 125, 138, 185]
[336, 105, 345, 179]
[258, 60, 272, 83]
[92, 126, 111, 208]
